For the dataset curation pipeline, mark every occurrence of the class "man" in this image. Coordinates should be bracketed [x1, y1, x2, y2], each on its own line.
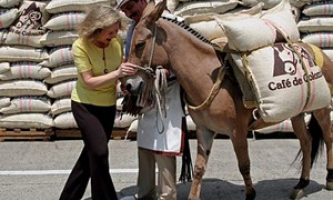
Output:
[117, 0, 148, 60]
[117, 1, 186, 200]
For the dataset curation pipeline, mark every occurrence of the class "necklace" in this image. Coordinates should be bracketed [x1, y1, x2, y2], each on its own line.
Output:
[102, 48, 108, 74]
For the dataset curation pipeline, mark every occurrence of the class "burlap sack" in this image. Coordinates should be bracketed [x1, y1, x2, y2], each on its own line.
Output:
[51, 97, 72, 116]
[116, 81, 124, 98]
[50, 98, 71, 116]
[126, 119, 138, 133]
[291, 5, 301, 22]
[323, 49, 333, 61]
[43, 12, 86, 31]
[174, 0, 240, 17]
[0, 80, 48, 97]
[241, 0, 310, 9]
[186, 3, 262, 41]
[0, 8, 20, 29]
[47, 80, 76, 99]
[0, 62, 10, 73]
[0, 29, 6, 44]
[0, 113, 53, 129]
[114, 111, 137, 128]
[40, 46, 73, 68]
[44, 64, 77, 85]
[0, 46, 49, 62]
[255, 119, 294, 134]
[156, 0, 179, 13]
[221, 0, 300, 52]
[40, 30, 78, 47]
[0, 62, 51, 80]
[0, 0, 21, 8]
[45, 0, 110, 14]
[53, 112, 78, 129]
[302, 32, 333, 49]
[0, 97, 51, 114]
[255, 114, 311, 134]
[0, 97, 10, 109]
[231, 42, 331, 122]
[116, 97, 123, 111]
[241, 0, 281, 9]
[4, 1, 50, 47]
[302, 2, 333, 17]
[297, 17, 333, 33]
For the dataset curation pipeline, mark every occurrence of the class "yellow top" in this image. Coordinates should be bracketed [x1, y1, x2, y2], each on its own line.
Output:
[71, 36, 123, 106]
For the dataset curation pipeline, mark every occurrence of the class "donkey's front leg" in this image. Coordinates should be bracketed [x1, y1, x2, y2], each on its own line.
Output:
[188, 127, 215, 200]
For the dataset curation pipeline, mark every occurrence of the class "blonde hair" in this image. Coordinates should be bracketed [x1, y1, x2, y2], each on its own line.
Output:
[78, 5, 124, 41]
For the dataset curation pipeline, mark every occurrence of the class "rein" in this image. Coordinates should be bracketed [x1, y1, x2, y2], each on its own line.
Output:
[188, 53, 228, 111]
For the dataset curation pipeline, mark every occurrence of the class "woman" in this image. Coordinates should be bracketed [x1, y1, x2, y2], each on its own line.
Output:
[59, 5, 137, 200]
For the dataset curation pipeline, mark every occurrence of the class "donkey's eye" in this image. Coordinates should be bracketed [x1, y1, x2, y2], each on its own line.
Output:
[136, 41, 145, 49]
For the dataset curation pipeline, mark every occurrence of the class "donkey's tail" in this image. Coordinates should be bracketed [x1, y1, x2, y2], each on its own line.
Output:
[308, 113, 324, 167]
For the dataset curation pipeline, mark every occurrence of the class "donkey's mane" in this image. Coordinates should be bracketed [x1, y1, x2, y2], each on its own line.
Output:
[161, 16, 215, 47]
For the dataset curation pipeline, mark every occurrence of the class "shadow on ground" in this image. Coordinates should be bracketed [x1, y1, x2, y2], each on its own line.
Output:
[118, 178, 325, 200]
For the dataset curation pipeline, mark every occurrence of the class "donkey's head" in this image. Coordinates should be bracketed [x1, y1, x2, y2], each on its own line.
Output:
[121, 0, 170, 114]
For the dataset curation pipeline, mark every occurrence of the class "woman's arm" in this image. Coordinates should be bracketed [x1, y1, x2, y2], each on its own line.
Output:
[80, 62, 137, 90]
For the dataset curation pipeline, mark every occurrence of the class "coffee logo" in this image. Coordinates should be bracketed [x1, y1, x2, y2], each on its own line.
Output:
[268, 43, 323, 91]
[10, 2, 44, 35]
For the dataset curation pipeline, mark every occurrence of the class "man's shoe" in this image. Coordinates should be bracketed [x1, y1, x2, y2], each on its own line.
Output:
[120, 196, 136, 200]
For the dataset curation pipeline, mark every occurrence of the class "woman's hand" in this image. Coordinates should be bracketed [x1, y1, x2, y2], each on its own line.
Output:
[117, 62, 138, 78]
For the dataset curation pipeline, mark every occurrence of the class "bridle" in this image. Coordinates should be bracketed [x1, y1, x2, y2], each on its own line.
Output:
[129, 23, 167, 133]
[131, 25, 158, 79]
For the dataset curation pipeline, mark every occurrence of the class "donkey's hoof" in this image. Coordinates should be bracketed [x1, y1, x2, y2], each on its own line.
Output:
[290, 189, 304, 200]
[187, 196, 200, 200]
[326, 181, 333, 191]
[245, 187, 256, 200]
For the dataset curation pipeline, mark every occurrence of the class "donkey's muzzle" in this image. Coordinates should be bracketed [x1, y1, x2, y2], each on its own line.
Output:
[124, 77, 144, 96]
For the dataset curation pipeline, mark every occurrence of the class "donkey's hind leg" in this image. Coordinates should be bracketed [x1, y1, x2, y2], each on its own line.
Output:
[188, 127, 215, 200]
[290, 114, 313, 199]
[230, 129, 255, 200]
[312, 107, 333, 190]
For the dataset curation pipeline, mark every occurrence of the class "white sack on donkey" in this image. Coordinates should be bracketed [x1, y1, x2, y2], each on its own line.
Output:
[231, 42, 331, 122]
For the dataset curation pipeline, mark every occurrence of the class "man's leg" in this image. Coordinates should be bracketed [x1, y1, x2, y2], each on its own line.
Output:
[156, 155, 177, 200]
[138, 148, 157, 200]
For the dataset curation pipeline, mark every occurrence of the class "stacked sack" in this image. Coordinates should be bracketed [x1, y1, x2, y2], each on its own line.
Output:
[41, 0, 103, 129]
[0, 0, 331, 136]
[0, 0, 135, 133]
[298, 1, 333, 61]
[0, 0, 52, 129]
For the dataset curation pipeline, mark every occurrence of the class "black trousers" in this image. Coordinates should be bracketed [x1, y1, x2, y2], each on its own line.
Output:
[59, 101, 118, 200]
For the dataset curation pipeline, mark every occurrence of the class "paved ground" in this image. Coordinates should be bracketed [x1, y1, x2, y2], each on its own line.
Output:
[0, 136, 332, 200]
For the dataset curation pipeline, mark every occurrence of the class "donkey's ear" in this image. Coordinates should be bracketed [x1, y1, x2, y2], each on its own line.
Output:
[147, 0, 167, 23]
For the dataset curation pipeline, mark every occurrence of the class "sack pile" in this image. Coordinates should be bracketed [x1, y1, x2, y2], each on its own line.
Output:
[0, 0, 332, 135]
[0, 0, 52, 129]
[299, 1, 333, 61]
[0, 0, 133, 131]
